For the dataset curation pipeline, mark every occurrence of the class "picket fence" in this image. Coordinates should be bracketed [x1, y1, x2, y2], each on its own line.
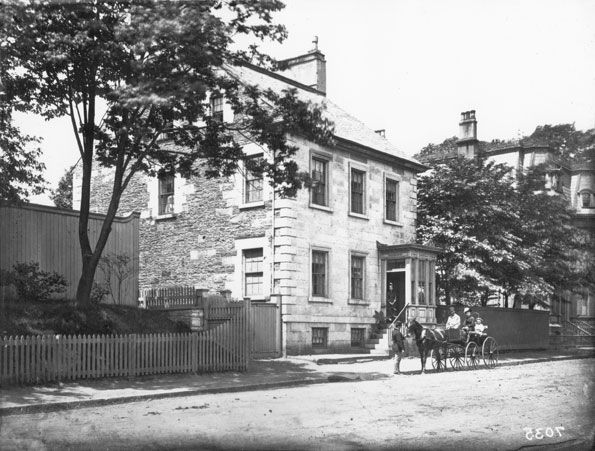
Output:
[0, 302, 250, 387]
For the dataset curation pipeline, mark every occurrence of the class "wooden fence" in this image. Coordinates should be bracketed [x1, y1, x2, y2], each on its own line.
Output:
[0, 301, 250, 387]
[0, 201, 139, 305]
[142, 286, 204, 310]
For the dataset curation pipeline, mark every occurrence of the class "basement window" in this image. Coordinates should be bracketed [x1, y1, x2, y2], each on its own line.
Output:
[312, 327, 328, 348]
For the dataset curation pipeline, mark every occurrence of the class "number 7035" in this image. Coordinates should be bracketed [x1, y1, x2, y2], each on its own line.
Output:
[524, 427, 564, 440]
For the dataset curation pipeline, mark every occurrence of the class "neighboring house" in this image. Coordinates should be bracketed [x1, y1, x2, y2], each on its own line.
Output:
[419, 111, 594, 322]
[74, 48, 439, 354]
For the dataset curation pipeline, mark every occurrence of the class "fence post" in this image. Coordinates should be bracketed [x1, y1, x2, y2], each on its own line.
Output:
[244, 298, 251, 371]
[129, 334, 137, 378]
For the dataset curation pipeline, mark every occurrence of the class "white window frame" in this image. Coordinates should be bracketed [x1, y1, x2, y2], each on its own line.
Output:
[383, 171, 403, 226]
[243, 248, 264, 299]
[241, 154, 265, 209]
[309, 149, 333, 212]
[310, 246, 331, 302]
[348, 161, 368, 219]
[349, 250, 368, 304]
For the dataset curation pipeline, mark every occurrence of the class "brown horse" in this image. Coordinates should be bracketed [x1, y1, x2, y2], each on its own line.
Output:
[406, 319, 447, 374]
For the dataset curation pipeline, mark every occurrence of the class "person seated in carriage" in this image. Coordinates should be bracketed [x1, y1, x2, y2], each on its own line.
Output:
[474, 317, 488, 335]
[461, 307, 476, 341]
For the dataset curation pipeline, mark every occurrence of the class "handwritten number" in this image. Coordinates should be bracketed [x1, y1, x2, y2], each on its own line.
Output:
[545, 428, 554, 438]
[555, 427, 565, 437]
[535, 429, 544, 439]
[524, 428, 534, 441]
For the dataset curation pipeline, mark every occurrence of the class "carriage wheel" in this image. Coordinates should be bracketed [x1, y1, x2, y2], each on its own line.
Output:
[430, 347, 446, 371]
[448, 345, 465, 371]
[482, 337, 499, 368]
[465, 341, 480, 369]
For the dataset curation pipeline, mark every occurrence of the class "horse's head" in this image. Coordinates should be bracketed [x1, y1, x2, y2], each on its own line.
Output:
[406, 318, 421, 338]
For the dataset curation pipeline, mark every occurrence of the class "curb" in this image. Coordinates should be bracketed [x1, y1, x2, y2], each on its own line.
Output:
[1, 354, 592, 417]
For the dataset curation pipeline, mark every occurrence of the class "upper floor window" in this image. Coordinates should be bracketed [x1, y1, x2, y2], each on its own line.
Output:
[350, 169, 365, 215]
[211, 96, 224, 122]
[311, 157, 329, 207]
[312, 250, 328, 297]
[158, 174, 175, 215]
[244, 248, 263, 297]
[385, 178, 399, 222]
[244, 160, 263, 204]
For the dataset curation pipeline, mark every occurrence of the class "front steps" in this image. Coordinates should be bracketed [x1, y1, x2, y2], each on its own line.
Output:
[364, 328, 391, 355]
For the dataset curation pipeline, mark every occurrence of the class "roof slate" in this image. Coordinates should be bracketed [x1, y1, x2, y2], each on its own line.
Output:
[228, 64, 423, 168]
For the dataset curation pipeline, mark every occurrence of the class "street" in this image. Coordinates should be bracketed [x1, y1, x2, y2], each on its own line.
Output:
[1, 359, 593, 450]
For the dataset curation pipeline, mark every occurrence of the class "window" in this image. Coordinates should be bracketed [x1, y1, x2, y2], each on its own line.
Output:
[312, 250, 328, 297]
[211, 96, 224, 122]
[312, 327, 328, 348]
[158, 174, 175, 215]
[311, 157, 328, 206]
[351, 255, 365, 300]
[350, 169, 365, 214]
[581, 191, 591, 208]
[243, 248, 263, 297]
[385, 178, 399, 222]
[351, 328, 365, 347]
[244, 161, 263, 204]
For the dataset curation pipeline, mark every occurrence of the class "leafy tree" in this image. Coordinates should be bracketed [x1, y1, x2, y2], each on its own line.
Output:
[415, 136, 458, 163]
[2, 0, 334, 306]
[0, 105, 46, 202]
[50, 165, 75, 209]
[527, 123, 595, 163]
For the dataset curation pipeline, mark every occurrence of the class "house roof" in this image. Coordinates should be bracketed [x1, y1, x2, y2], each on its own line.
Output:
[227, 63, 426, 171]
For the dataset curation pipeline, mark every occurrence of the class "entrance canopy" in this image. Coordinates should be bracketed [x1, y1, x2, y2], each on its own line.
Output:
[377, 242, 441, 325]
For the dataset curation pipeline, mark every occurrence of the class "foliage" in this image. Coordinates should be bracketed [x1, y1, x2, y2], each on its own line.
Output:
[414, 136, 458, 163]
[0, 105, 46, 202]
[6, 262, 68, 302]
[90, 282, 110, 305]
[1, 0, 334, 305]
[50, 164, 75, 209]
[99, 253, 132, 304]
[417, 158, 593, 307]
[527, 124, 595, 163]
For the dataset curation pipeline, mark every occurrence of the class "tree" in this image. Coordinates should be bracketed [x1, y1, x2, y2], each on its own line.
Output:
[417, 157, 593, 308]
[0, 105, 46, 202]
[2, 0, 334, 306]
[50, 165, 75, 209]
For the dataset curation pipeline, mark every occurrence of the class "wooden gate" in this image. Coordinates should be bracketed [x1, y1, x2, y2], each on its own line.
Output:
[250, 299, 281, 358]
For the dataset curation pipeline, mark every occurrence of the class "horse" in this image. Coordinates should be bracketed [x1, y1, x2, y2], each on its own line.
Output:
[406, 318, 447, 374]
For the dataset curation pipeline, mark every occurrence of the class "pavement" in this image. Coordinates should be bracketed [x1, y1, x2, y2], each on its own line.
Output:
[1, 348, 593, 416]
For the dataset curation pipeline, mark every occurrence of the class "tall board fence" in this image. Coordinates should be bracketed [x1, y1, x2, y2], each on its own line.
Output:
[0, 301, 250, 387]
[0, 201, 139, 305]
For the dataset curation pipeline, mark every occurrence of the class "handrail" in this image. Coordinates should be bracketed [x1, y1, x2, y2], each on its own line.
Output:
[389, 302, 410, 329]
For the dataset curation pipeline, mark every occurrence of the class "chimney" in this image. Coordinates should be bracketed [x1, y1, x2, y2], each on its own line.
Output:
[277, 37, 326, 93]
[457, 110, 479, 159]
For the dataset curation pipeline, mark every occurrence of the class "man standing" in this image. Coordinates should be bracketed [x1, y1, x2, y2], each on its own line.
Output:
[392, 321, 405, 375]
[445, 306, 461, 330]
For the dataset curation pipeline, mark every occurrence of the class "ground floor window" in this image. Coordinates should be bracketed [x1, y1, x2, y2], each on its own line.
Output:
[351, 328, 365, 347]
[243, 248, 263, 297]
[312, 327, 328, 348]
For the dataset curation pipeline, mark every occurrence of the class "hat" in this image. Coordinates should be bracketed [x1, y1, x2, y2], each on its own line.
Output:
[464, 307, 470, 313]
[395, 320, 402, 327]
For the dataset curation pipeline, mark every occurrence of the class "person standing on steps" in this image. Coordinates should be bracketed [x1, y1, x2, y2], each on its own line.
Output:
[392, 321, 405, 375]
[387, 282, 398, 324]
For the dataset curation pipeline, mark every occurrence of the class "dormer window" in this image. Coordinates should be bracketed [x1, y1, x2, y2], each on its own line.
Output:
[158, 174, 175, 215]
[211, 96, 224, 122]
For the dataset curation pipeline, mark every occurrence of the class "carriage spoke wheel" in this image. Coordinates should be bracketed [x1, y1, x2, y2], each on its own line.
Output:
[465, 342, 480, 369]
[430, 347, 446, 371]
[482, 337, 499, 368]
[448, 345, 465, 371]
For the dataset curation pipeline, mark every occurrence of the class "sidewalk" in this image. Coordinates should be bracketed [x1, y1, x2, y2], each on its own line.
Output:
[1, 348, 593, 415]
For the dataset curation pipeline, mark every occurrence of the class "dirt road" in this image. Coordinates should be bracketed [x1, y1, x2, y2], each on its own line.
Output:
[1, 359, 593, 450]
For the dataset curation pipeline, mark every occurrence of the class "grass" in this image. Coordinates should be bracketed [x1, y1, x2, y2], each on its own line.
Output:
[0, 299, 189, 336]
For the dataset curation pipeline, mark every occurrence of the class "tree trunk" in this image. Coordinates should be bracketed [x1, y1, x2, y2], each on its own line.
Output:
[76, 257, 99, 306]
[504, 292, 509, 309]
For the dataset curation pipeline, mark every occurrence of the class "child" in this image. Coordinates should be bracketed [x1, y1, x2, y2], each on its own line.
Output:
[475, 317, 487, 335]
[392, 321, 405, 375]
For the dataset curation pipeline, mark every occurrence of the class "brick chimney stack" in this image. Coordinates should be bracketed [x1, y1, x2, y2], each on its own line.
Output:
[457, 110, 479, 159]
[277, 38, 326, 93]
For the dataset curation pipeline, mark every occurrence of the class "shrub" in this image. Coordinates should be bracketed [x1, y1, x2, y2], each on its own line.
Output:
[9, 262, 68, 301]
[90, 282, 110, 304]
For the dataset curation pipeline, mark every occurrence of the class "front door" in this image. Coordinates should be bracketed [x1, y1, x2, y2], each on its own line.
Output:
[386, 271, 405, 322]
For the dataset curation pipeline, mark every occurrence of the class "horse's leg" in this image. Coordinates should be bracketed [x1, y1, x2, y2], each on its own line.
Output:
[420, 344, 426, 374]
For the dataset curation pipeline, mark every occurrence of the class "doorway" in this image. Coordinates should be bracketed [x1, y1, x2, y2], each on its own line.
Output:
[386, 271, 405, 322]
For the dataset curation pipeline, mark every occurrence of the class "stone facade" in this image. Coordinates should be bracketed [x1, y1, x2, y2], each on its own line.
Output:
[75, 53, 429, 354]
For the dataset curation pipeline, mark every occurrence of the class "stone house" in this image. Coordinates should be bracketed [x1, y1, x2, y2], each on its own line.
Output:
[75, 48, 439, 354]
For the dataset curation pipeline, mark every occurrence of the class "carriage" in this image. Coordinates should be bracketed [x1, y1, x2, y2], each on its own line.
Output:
[429, 328, 499, 371]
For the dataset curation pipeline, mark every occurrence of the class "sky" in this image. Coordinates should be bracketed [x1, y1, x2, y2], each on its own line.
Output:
[14, 0, 595, 205]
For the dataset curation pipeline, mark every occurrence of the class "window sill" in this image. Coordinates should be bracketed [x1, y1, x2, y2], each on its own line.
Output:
[155, 213, 177, 221]
[309, 297, 332, 304]
[239, 201, 265, 210]
[348, 299, 370, 306]
[309, 203, 333, 213]
[348, 212, 368, 220]
[246, 295, 266, 301]
[383, 219, 403, 227]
